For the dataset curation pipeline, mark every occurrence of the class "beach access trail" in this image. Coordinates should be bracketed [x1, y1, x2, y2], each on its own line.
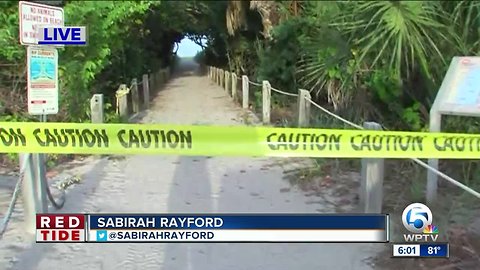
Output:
[0, 58, 379, 270]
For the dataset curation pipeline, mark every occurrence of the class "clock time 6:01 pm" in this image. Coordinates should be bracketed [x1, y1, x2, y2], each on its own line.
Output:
[393, 244, 420, 257]
[397, 246, 416, 255]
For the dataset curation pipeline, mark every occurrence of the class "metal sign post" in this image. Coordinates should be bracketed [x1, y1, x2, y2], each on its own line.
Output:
[19, 1, 64, 233]
[428, 57, 480, 203]
[25, 46, 59, 218]
[36, 115, 49, 213]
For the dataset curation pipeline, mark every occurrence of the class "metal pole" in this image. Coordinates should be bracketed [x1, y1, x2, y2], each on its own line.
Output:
[36, 115, 48, 213]
[20, 153, 38, 233]
[427, 112, 441, 203]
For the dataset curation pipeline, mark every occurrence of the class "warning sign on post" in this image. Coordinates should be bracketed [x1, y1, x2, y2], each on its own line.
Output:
[27, 46, 59, 115]
[436, 57, 480, 116]
[19, 1, 64, 45]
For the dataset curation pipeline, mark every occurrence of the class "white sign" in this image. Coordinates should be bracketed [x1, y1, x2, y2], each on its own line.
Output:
[435, 57, 480, 116]
[19, 1, 64, 45]
[27, 46, 59, 115]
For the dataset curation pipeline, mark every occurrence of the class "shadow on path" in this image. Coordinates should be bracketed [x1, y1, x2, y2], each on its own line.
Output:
[160, 156, 374, 270]
[162, 156, 215, 270]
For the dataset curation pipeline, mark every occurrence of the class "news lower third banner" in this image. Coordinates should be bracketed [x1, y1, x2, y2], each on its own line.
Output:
[36, 214, 389, 243]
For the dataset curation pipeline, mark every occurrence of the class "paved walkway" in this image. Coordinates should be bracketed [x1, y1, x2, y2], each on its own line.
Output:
[0, 59, 379, 270]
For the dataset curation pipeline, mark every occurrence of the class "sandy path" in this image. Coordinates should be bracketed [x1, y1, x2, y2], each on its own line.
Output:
[0, 59, 379, 270]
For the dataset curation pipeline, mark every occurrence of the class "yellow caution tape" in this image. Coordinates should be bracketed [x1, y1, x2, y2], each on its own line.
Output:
[115, 89, 130, 99]
[0, 122, 479, 159]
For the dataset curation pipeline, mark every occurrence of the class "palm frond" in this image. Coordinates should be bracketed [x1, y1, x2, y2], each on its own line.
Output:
[449, 1, 480, 54]
[338, 1, 451, 79]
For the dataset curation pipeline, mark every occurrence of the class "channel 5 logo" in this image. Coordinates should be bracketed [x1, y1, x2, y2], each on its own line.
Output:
[402, 203, 439, 242]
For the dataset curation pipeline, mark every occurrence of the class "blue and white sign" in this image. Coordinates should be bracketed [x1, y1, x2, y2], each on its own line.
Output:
[37, 26, 87, 45]
[27, 46, 59, 115]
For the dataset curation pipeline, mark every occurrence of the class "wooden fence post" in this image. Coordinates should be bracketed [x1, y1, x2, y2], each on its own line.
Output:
[159, 70, 164, 85]
[360, 122, 385, 213]
[218, 69, 221, 85]
[262, 80, 271, 124]
[242, 75, 249, 109]
[148, 72, 154, 93]
[225, 71, 230, 93]
[298, 89, 311, 127]
[131, 78, 140, 113]
[218, 68, 224, 84]
[116, 84, 129, 119]
[232, 73, 237, 100]
[220, 70, 224, 88]
[142, 74, 149, 109]
[90, 94, 104, 123]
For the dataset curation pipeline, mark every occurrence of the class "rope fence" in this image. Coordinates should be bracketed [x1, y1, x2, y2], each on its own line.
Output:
[115, 67, 171, 121]
[248, 80, 262, 87]
[306, 97, 363, 129]
[306, 98, 480, 199]
[271, 86, 299, 97]
[206, 65, 480, 212]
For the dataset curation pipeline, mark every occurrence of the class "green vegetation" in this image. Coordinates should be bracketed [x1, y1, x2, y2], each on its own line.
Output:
[219, 1, 480, 216]
[1, 1, 176, 123]
[217, 2, 480, 264]
[2, 1, 479, 129]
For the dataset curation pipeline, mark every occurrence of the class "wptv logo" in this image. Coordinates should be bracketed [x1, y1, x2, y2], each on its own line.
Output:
[402, 203, 439, 242]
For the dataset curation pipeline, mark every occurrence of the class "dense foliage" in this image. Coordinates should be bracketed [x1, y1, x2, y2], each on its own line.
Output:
[0, 0, 186, 122]
[222, 1, 480, 133]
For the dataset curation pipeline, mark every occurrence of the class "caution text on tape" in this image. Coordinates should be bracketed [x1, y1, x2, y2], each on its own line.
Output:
[0, 122, 479, 159]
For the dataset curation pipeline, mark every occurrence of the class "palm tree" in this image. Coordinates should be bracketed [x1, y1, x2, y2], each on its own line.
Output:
[249, 0, 279, 40]
[297, 1, 454, 117]
[226, 1, 248, 36]
[225, 0, 281, 40]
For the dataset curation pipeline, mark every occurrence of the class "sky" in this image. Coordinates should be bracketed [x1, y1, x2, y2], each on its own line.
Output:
[176, 37, 204, 57]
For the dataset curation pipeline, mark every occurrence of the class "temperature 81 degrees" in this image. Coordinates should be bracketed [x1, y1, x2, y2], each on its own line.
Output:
[419, 243, 449, 258]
